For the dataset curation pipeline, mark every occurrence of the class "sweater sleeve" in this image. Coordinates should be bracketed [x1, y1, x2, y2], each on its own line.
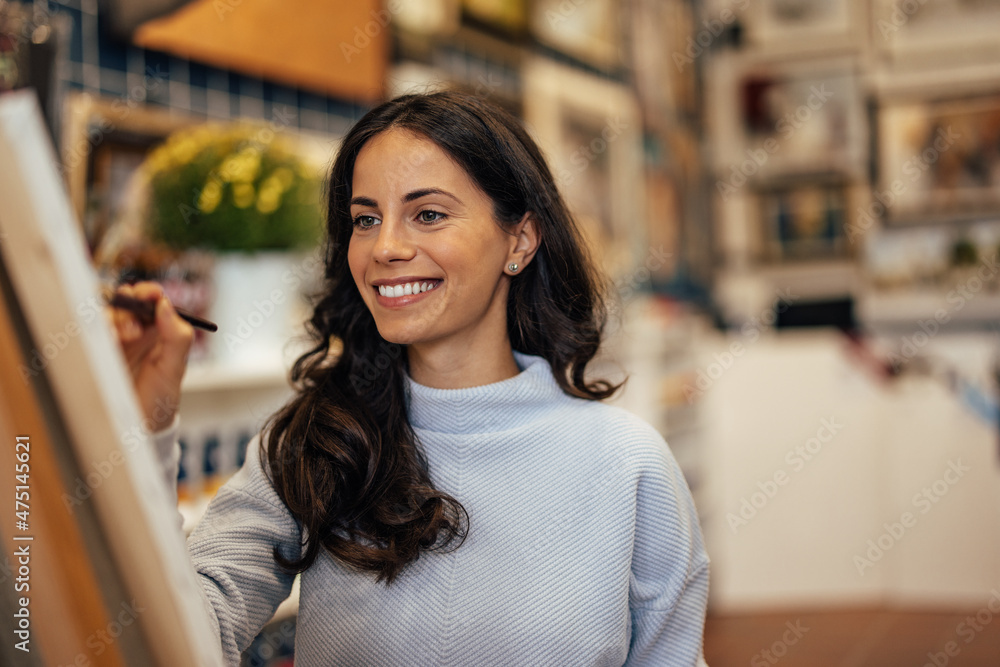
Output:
[148, 414, 184, 533]
[625, 433, 710, 667]
[185, 433, 303, 666]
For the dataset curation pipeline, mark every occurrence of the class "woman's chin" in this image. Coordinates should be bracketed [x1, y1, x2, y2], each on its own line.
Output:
[372, 324, 420, 347]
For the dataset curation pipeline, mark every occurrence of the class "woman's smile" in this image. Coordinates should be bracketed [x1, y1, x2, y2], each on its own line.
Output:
[373, 278, 442, 305]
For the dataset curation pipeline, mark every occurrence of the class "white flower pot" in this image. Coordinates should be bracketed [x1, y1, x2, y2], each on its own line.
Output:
[208, 251, 304, 367]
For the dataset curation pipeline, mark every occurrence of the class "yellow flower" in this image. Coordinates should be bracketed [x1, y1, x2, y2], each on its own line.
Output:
[218, 147, 261, 184]
[232, 183, 255, 209]
[256, 191, 281, 215]
[198, 179, 223, 213]
[256, 181, 283, 214]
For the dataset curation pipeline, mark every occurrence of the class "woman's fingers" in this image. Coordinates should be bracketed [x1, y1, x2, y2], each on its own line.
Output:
[152, 294, 195, 378]
[107, 281, 194, 432]
[109, 283, 159, 374]
[108, 285, 142, 341]
[126, 280, 163, 303]
[112, 305, 142, 341]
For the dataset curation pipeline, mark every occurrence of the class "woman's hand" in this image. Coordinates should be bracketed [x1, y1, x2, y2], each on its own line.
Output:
[107, 281, 194, 432]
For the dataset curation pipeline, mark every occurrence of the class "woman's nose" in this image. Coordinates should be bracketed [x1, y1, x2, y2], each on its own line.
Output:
[372, 217, 416, 263]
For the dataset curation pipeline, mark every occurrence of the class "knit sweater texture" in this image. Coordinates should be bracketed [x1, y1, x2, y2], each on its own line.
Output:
[154, 352, 710, 666]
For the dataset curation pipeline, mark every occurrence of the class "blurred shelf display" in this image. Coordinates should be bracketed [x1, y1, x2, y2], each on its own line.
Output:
[858, 290, 1000, 330]
[702, 0, 1000, 328]
[863, 221, 1000, 299]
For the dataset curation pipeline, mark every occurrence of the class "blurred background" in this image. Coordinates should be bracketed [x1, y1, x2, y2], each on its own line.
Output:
[2, 0, 999, 664]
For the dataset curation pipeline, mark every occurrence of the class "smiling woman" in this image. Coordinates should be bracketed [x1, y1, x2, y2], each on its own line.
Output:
[118, 91, 710, 666]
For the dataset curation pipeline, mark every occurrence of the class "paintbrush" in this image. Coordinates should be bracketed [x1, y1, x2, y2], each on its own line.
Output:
[107, 292, 218, 332]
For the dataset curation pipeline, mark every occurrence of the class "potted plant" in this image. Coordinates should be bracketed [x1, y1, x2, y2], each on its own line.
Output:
[142, 122, 324, 365]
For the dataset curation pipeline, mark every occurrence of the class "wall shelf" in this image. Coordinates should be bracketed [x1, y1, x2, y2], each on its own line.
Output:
[182, 359, 291, 393]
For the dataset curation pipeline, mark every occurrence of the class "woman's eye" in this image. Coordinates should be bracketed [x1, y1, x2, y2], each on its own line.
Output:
[353, 215, 379, 229]
[418, 210, 445, 223]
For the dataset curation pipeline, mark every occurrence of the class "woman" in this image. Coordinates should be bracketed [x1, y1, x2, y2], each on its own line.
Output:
[116, 91, 709, 666]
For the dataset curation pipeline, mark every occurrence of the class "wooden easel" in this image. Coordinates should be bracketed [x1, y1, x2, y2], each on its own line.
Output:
[0, 91, 223, 666]
[0, 247, 131, 666]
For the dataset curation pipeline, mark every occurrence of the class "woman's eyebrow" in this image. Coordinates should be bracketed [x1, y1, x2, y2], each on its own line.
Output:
[403, 188, 461, 204]
[350, 196, 378, 208]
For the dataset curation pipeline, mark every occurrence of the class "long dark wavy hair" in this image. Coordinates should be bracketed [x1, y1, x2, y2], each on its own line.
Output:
[262, 90, 620, 583]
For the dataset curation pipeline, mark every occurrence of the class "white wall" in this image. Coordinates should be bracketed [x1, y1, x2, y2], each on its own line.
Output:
[700, 329, 1000, 611]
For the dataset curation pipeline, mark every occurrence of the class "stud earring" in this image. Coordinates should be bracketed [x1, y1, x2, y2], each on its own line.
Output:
[508, 262, 519, 273]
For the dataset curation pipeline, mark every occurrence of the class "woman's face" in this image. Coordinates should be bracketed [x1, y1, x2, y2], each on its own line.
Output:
[347, 128, 517, 353]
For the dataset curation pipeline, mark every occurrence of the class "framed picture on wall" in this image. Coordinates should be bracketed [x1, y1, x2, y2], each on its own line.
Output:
[530, 0, 620, 70]
[644, 166, 682, 285]
[872, 0, 1000, 60]
[522, 57, 644, 281]
[745, 0, 860, 53]
[735, 60, 866, 180]
[393, 0, 461, 36]
[62, 93, 199, 252]
[628, 0, 698, 125]
[706, 54, 867, 184]
[755, 178, 851, 262]
[877, 92, 1000, 225]
[461, 0, 528, 33]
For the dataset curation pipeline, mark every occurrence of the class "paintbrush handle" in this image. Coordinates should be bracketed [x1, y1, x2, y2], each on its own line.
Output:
[107, 293, 218, 333]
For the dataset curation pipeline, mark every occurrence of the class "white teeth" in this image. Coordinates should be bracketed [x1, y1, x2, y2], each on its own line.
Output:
[379, 281, 439, 297]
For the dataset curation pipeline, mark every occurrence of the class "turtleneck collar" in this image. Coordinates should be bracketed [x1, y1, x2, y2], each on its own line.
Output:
[404, 351, 567, 435]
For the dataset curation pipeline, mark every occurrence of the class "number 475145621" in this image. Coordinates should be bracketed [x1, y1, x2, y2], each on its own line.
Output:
[14, 436, 30, 525]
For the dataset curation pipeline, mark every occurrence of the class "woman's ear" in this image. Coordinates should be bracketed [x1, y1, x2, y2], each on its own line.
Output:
[506, 212, 540, 274]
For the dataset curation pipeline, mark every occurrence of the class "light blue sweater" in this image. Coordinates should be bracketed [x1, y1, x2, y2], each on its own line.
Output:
[155, 352, 710, 666]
